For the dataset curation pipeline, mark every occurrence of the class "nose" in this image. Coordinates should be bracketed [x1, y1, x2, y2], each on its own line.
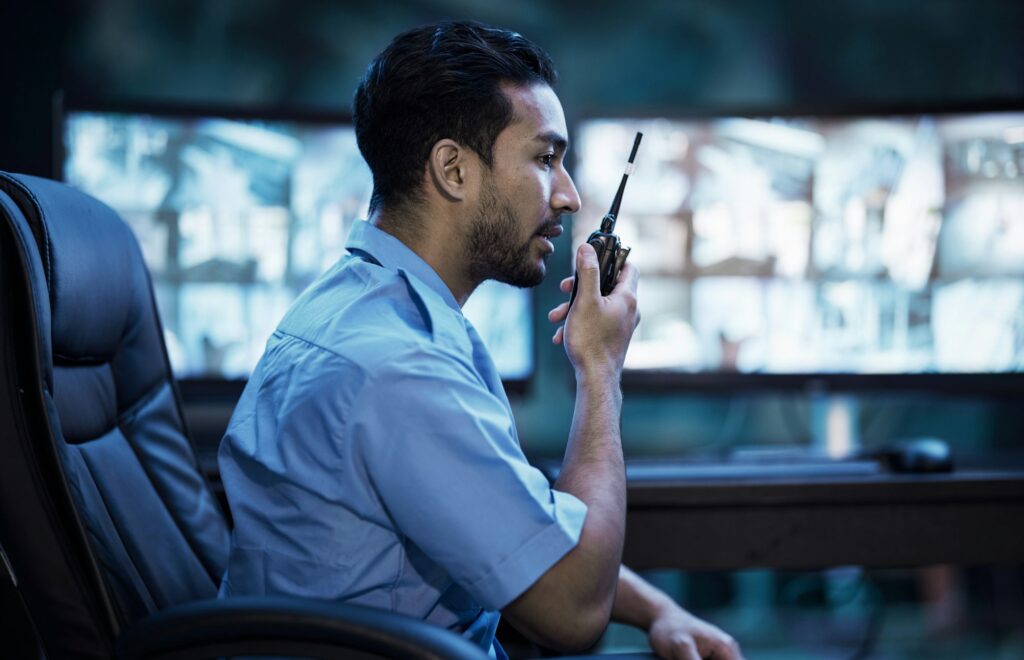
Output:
[551, 166, 581, 215]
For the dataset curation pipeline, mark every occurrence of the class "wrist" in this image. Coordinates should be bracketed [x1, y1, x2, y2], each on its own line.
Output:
[640, 591, 678, 630]
[573, 359, 622, 387]
[574, 367, 623, 411]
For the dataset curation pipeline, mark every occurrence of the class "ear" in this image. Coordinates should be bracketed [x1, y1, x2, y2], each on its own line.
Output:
[427, 138, 475, 202]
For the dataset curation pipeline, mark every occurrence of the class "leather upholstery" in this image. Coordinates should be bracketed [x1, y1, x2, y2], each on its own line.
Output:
[0, 171, 228, 653]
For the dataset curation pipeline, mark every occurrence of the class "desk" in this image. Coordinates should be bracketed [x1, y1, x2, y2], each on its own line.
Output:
[623, 469, 1024, 571]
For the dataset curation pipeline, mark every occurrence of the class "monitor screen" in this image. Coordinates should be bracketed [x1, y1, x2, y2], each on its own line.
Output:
[575, 110, 1024, 383]
[61, 106, 533, 385]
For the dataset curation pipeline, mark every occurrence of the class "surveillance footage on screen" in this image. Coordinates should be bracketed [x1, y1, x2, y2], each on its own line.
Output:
[576, 113, 1024, 375]
[64, 111, 533, 381]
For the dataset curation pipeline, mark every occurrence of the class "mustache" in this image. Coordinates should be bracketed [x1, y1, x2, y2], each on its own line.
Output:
[536, 216, 562, 234]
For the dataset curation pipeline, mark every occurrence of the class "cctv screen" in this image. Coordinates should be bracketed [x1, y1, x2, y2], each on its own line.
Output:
[63, 110, 534, 382]
[575, 112, 1024, 375]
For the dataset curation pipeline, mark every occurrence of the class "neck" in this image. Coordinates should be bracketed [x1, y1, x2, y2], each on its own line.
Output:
[369, 207, 479, 307]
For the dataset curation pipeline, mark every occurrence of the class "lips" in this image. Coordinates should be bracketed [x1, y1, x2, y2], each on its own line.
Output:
[537, 223, 563, 239]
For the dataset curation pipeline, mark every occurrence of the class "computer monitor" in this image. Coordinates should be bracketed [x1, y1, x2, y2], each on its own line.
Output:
[59, 101, 534, 393]
[574, 104, 1024, 392]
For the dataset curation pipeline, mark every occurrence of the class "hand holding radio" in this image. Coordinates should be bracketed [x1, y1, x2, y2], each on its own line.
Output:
[555, 243, 640, 376]
[569, 131, 642, 305]
[550, 131, 643, 373]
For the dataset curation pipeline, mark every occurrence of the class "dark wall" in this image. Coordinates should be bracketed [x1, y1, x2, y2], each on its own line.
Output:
[1, 1, 69, 178]
[4, 0, 1023, 455]
[55, 1, 1024, 112]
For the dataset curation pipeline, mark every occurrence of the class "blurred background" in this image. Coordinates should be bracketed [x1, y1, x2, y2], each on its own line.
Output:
[3, 1, 1024, 657]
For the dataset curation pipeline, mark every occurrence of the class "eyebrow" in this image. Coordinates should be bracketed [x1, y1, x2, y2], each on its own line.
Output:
[534, 130, 569, 153]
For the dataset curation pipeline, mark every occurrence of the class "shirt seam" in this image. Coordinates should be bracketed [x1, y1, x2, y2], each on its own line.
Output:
[272, 328, 353, 363]
[274, 320, 471, 377]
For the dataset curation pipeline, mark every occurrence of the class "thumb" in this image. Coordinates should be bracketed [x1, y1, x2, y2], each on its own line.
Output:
[575, 242, 601, 300]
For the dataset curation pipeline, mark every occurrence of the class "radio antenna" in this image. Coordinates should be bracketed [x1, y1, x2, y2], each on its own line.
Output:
[600, 131, 643, 233]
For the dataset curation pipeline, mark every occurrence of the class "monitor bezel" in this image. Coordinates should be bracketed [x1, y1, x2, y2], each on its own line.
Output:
[56, 94, 535, 396]
[569, 98, 1024, 395]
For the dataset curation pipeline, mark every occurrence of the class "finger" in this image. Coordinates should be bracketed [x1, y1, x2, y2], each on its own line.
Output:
[657, 636, 700, 660]
[676, 638, 700, 660]
[548, 302, 569, 324]
[714, 636, 743, 660]
[560, 275, 574, 293]
[573, 243, 600, 301]
[701, 632, 742, 660]
[552, 325, 564, 345]
[611, 260, 640, 295]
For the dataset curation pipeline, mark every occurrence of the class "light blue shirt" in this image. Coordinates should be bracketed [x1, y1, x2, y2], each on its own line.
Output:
[218, 220, 587, 655]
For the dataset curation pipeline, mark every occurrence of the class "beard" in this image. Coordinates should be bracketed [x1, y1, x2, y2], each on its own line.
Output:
[466, 177, 550, 288]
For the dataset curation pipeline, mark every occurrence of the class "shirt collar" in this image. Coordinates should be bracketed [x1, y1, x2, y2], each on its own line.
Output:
[345, 220, 461, 313]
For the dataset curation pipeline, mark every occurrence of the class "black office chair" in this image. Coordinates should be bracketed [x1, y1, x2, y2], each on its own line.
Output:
[0, 171, 488, 659]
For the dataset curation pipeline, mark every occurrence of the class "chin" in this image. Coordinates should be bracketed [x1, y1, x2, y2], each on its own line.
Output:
[489, 249, 549, 289]
[526, 256, 549, 285]
[499, 263, 545, 289]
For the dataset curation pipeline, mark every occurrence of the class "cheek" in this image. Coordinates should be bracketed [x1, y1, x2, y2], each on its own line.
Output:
[502, 168, 552, 222]
[520, 174, 551, 210]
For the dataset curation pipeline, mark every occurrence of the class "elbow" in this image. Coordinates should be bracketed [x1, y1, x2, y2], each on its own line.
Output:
[557, 609, 612, 653]
[501, 538, 620, 652]
[529, 595, 614, 653]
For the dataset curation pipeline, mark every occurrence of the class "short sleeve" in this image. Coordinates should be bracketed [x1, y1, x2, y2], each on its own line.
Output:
[350, 350, 587, 611]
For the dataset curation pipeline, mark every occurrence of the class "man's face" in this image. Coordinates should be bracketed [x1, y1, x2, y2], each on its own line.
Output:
[466, 83, 581, 288]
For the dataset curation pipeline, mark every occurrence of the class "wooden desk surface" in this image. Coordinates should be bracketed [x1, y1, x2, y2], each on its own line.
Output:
[623, 469, 1024, 571]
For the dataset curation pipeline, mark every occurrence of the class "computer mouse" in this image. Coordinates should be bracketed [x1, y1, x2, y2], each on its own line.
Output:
[882, 438, 954, 474]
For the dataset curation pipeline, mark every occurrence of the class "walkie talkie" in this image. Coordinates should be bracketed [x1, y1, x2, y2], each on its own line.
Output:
[570, 131, 643, 306]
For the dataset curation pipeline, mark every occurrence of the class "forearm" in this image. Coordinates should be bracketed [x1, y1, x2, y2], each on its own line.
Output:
[613, 565, 744, 659]
[556, 367, 625, 511]
[553, 369, 627, 606]
[612, 565, 676, 630]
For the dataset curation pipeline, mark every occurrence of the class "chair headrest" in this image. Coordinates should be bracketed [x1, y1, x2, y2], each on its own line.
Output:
[0, 173, 145, 365]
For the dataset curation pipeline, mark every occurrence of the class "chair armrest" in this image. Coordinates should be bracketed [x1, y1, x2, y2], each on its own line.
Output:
[115, 595, 490, 659]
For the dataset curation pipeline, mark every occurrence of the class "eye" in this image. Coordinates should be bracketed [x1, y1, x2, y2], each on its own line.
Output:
[539, 153, 555, 168]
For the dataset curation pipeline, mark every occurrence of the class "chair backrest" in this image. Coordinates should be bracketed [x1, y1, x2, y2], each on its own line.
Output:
[0, 172, 229, 658]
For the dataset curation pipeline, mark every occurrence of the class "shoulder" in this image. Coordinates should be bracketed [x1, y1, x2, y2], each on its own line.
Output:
[276, 255, 476, 377]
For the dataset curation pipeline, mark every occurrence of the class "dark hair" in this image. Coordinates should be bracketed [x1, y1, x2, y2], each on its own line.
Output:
[353, 20, 557, 214]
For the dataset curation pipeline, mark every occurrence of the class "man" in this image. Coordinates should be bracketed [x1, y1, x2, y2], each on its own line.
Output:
[218, 20, 741, 660]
